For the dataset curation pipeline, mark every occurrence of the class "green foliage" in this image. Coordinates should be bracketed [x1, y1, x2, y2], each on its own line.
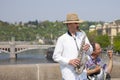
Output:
[113, 35, 120, 53]
[94, 35, 110, 48]
[87, 30, 97, 43]
[87, 31, 110, 48]
[0, 20, 67, 41]
[0, 19, 119, 49]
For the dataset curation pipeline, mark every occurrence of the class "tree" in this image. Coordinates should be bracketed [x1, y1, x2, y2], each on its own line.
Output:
[95, 35, 110, 48]
[87, 30, 97, 43]
[113, 34, 120, 53]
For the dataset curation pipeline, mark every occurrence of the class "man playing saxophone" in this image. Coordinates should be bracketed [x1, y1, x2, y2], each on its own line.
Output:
[52, 13, 93, 80]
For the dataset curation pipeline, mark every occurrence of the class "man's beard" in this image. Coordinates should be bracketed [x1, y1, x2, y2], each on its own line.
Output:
[76, 26, 80, 31]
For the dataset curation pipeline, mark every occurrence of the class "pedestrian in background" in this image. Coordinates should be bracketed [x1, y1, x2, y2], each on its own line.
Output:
[86, 42, 113, 80]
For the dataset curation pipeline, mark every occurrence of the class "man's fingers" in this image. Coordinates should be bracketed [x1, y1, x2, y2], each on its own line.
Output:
[83, 44, 90, 51]
[69, 59, 80, 67]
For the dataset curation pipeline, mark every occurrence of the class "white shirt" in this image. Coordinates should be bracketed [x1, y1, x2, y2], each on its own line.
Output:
[53, 31, 93, 80]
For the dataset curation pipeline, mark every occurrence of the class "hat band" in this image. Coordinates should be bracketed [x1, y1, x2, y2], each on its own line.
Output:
[67, 19, 79, 21]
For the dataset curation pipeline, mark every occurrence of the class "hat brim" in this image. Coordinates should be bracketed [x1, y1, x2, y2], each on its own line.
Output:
[63, 20, 84, 24]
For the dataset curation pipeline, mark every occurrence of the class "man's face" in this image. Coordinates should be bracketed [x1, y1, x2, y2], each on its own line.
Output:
[94, 43, 102, 56]
[68, 23, 79, 31]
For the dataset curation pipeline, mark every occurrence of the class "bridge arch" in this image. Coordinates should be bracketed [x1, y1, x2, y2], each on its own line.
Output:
[0, 44, 55, 58]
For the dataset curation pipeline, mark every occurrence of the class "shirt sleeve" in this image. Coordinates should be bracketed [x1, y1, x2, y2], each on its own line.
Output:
[100, 59, 107, 72]
[95, 57, 107, 73]
[52, 37, 69, 65]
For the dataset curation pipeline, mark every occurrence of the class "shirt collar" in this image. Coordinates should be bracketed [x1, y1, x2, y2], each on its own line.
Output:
[67, 31, 77, 37]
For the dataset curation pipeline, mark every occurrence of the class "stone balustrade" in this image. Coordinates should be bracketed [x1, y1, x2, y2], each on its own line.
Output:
[0, 63, 119, 80]
[0, 63, 62, 80]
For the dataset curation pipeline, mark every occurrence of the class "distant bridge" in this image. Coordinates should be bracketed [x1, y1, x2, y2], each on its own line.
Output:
[0, 41, 55, 58]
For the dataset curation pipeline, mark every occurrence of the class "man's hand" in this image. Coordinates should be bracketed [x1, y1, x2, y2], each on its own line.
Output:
[87, 65, 101, 75]
[69, 59, 80, 67]
[107, 50, 113, 59]
[83, 44, 90, 51]
[94, 65, 101, 73]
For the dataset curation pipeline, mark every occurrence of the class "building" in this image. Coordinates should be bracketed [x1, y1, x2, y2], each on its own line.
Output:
[89, 20, 120, 44]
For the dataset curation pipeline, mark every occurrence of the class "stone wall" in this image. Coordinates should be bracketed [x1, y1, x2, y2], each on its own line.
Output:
[111, 62, 120, 78]
[0, 63, 62, 80]
[0, 63, 119, 80]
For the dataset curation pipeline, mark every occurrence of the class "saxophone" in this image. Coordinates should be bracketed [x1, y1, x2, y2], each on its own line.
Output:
[75, 35, 88, 74]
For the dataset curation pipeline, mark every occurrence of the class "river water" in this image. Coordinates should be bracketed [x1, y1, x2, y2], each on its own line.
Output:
[0, 49, 119, 65]
[0, 49, 54, 65]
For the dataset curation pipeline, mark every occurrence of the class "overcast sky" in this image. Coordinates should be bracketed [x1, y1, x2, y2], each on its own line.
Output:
[0, 0, 120, 23]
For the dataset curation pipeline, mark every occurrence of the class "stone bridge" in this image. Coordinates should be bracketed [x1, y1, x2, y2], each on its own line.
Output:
[0, 41, 55, 58]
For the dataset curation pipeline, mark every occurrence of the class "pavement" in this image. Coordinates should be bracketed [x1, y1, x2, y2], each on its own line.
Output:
[111, 78, 120, 80]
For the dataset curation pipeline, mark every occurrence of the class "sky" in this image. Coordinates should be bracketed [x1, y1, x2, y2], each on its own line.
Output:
[0, 0, 120, 23]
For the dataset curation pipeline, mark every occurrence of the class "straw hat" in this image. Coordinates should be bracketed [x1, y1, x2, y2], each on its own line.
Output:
[63, 13, 84, 24]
